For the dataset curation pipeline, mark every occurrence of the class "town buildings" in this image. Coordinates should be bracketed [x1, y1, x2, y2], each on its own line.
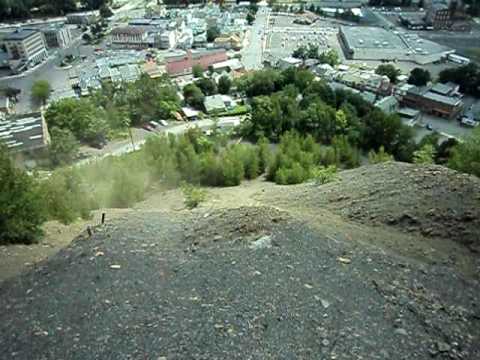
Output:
[3, 29, 48, 69]
[66, 11, 100, 25]
[165, 49, 228, 76]
[0, 112, 50, 155]
[156, 30, 177, 49]
[111, 27, 149, 49]
[40, 24, 73, 49]
[0, 95, 12, 115]
[339, 26, 454, 65]
[402, 83, 464, 119]
[426, 4, 452, 30]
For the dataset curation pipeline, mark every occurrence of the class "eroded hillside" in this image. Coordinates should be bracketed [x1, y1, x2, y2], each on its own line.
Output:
[1, 162, 479, 359]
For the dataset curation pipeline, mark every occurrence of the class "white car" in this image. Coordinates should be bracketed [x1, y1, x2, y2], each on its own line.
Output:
[461, 117, 478, 127]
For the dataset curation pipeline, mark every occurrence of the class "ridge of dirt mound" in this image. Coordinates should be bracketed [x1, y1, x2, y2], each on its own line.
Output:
[184, 206, 291, 248]
[264, 162, 480, 253]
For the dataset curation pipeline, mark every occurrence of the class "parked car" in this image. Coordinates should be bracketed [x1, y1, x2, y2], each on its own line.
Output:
[159, 120, 169, 126]
[150, 121, 160, 128]
[460, 117, 479, 127]
[142, 124, 155, 132]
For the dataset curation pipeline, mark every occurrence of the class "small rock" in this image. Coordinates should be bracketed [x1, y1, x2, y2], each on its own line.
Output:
[394, 328, 408, 336]
[437, 341, 451, 353]
[320, 299, 331, 309]
[249, 235, 272, 250]
[337, 257, 351, 264]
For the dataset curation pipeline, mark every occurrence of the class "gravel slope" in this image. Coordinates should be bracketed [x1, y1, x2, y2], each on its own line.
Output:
[261, 162, 480, 253]
[1, 209, 479, 360]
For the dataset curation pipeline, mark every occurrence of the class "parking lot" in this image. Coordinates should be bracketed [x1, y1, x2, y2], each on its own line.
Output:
[265, 13, 338, 62]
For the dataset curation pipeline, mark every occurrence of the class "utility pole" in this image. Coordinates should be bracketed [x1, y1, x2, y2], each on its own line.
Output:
[128, 127, 136, 151]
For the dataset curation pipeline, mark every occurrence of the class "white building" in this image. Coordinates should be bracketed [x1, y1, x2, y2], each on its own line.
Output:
[40, 24, 73, 49]
[111, 27, 149, 49]
[156, 30, 176, 49]
[277, 56, 302, 70]
[4, 29, 48, 68]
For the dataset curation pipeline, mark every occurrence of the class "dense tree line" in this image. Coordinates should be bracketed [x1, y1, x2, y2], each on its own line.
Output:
[438, 63, 480, 97]
[45, 74, 180, 162]
[237, 67, 416, 162]
[0, 0, 109, 21]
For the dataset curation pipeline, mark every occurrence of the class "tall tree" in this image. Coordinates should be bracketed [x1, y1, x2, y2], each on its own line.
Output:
[31, 80, 51, 106]
[206, 26, 220, 42]
[48, 127, 80, 166]
[375, 64, 401, 83]
[408, 68, 431, 87]
[0, 146, 45, 244]
[218, 75, 232, 94]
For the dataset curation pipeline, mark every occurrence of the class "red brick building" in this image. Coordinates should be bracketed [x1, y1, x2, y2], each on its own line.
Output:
[165, 49, 228, 76]
[402, 84, 464, 119]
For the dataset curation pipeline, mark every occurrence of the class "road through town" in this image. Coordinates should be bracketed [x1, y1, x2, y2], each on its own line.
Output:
[242, 5, 270, 70]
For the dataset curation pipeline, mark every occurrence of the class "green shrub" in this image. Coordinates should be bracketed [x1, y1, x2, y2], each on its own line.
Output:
[311, 165, 338, 185]
[182, 183, 207, 209]
[39, 169, 97, 224]
[200, 151, 225, 186]
[221, 150, 245, 186]
[368, 146, 393, 164]
[413, 144, 436, 165]
[274, 162, 309, 185]
[235, 144, 260, 180]
[108, 167, 146, 208]
[257, 136, 272, 173]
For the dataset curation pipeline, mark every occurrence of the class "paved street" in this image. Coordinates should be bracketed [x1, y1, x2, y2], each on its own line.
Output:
[75, 117, 244, 167]
[0, 32, 92, 113]
[241, 6, 270, 70]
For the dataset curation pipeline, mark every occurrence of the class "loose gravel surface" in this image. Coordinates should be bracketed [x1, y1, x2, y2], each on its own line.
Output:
[1, 208, 479, 360]
[262, 162, 480, 253]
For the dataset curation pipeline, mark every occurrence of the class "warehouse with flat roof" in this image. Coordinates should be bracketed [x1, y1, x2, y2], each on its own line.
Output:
[338, 26, 454, 64]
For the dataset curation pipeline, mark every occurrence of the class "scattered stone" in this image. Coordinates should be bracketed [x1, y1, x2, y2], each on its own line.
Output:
[34, 330, 48, 337]
[394, 328, 408, 336]
[249, 235, 272, 250]
[320, 299, 331, 309]
[337, 257, 351, 264]
[437, 341, 451, 353]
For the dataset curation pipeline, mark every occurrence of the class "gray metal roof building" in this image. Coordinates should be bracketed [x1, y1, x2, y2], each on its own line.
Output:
[0, 112, 50, 153]
[339, 26, 454, 64]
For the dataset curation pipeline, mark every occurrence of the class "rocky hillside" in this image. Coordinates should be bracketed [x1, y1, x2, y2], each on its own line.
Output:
[262, 162, 480, 253]
[0, 162, 479, 359]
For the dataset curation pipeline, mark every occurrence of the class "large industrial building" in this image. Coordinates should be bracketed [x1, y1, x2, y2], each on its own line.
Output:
[3, 29, 48, 69]
[338, 26, 454, 64]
